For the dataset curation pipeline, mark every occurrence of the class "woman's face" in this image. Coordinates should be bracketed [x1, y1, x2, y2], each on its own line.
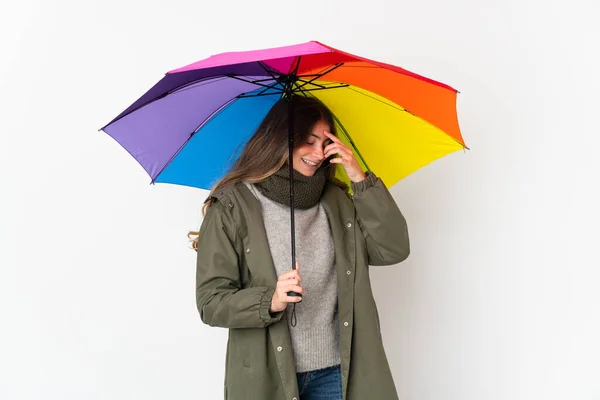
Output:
[292, 119, 333, 177]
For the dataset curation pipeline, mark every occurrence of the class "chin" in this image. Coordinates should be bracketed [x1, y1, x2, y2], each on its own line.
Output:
[298, 168, 314, 177]
[291, 164, 313, 176]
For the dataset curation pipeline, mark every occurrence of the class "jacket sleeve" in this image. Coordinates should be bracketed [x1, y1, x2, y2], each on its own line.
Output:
[195, 201, 284, 328]
[351, 171, 410, 266]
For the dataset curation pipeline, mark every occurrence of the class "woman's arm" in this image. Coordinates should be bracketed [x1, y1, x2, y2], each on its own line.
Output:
[195, 202, 284, 328]
[351, 172, 410, 266]
[322, 131, 409, 265]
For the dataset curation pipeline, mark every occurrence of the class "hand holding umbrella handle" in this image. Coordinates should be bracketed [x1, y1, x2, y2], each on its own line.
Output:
[287, 261, 302, 300]
[271, 264, 304, 314]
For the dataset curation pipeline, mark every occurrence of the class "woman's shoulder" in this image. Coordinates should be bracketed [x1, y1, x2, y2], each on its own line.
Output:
[203, 182, 259, 227]
[202, 181, 254, 233]
[205, 181, 251, 204]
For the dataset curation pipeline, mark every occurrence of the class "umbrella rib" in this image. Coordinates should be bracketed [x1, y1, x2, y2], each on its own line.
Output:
[190, 96, 239, 137]
[255, 87, 283, 96]
[249, 77, 281, 84]
[238, 82, 348, 98]
[293, 83, 349, 92]
[346, 87, 406, 112]
[224, 74, 278, 90]
[257, 61, 286, 91]
[329, 111, 371, 172]
[295, 63, 344, 90]
[237, 91, 286, 98]
[296, 78, 327, 89]
[254, 79, 285, 96]
[167, 76, 230, 94]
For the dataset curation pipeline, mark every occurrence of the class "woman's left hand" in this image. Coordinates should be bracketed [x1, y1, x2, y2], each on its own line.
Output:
[323, 131, 366, 183]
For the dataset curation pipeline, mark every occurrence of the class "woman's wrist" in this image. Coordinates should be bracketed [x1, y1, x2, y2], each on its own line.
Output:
[350, 171, 378, 194]
[349, 171, 367, 183]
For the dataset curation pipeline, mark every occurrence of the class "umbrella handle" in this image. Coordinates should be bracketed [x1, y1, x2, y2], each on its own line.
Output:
[287, 291, 302, 300]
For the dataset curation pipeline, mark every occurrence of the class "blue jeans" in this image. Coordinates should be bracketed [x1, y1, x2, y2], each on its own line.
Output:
[296, 364, 343, 400]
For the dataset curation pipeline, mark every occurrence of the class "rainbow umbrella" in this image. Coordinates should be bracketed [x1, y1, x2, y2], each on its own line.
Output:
[101, 40, 467, 192]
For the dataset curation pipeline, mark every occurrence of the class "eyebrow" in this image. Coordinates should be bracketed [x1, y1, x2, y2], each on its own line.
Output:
[309, 133, 332, 143]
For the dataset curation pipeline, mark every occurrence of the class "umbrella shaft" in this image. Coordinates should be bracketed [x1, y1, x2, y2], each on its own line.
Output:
[288, 93, 297, 271]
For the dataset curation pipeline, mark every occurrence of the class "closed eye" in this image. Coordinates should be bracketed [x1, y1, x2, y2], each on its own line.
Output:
[306, 139, 332, 148]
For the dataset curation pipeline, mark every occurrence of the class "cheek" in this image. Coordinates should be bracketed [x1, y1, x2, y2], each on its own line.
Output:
[293, 145, 311, 158]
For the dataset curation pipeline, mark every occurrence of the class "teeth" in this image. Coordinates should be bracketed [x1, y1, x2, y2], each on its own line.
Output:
[302, 158, 317, 166]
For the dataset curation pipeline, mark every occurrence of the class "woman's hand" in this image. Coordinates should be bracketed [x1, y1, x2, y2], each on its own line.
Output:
[270, 261, 304, 313]
[323, 131, 366, 183]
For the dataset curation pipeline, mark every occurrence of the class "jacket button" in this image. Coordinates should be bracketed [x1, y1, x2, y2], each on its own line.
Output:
[346, 270, 351, 275]
[344, 321, 349, 327]
[246, 248, 251, 254]
[293, 398, 298, 400]
[277, 346, 283, 352]
[346, 222, 352, 228]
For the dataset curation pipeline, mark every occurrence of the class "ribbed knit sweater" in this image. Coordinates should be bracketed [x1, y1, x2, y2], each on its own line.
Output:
[245, 182, 340, 373]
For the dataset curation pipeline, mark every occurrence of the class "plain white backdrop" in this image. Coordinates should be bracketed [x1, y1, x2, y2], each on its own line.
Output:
[1, 0, 599, 399]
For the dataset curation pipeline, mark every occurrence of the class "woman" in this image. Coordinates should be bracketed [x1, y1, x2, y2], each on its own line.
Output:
[190, 95, 410, 400]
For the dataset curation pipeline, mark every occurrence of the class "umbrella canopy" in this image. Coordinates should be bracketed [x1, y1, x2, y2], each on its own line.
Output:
[101, 41, 467, 191]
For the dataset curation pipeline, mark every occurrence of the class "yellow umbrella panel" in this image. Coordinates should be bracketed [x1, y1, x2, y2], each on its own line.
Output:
[302, 83, 466, 188]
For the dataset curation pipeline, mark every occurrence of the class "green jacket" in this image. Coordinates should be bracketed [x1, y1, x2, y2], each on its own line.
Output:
[195, 172, 410, 400]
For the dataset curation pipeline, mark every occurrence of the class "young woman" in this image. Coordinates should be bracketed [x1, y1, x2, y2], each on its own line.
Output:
[190, 95, 410, 400]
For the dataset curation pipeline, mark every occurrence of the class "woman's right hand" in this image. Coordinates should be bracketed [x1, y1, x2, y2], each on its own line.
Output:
[270, 261, 304, 313]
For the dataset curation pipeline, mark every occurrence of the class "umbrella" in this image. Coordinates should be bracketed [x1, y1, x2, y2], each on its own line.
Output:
[100, 40, 467, 274]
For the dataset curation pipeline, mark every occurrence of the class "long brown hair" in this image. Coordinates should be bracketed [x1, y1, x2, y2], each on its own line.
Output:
[188, 94, 347, 251]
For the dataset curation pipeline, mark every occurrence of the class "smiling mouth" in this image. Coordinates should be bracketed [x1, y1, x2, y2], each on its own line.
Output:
[301, 158, 319, 167]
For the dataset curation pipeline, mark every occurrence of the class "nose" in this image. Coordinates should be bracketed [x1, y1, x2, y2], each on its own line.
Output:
[314, 145, 325, 161]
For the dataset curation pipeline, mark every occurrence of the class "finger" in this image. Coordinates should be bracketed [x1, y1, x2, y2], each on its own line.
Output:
[279, 273, 301, 286]
[281, 281, 302, 294]
[278, 287, 304, 300]
[279, 269, 300, 280]
[323, 130, 342, 144]
[326, 152, 352, 164]
[324, 133, 353, 155]
[285, 295, 303, 303]
[324, 141, 351, 154]
[284, 285, 305, 295]
[324, 146, 351, 161]
[291, 285, 305, 295]
[294, 262, 302, 282]
[279, 279, 300, 287]
[325, 141, 352, 154]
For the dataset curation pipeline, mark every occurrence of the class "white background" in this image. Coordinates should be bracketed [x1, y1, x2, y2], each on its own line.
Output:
[1, 0, 599, 399]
